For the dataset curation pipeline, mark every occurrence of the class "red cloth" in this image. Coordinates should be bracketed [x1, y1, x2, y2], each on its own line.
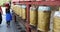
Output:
[0, 6, 2, 13]
[4, 3, 10, 9]
[5, 3, 9, 7]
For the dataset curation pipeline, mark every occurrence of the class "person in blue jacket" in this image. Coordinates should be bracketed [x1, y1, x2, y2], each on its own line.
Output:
[5, 3, 12, 27]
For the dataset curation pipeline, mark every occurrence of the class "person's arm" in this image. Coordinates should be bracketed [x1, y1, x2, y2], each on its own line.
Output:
[0, 7, 3, 15]
[10, 9, 13, 15]
[1, 11, 3, 14]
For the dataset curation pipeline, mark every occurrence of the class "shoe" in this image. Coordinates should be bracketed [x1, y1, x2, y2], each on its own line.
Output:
[7, 25, 10, 28]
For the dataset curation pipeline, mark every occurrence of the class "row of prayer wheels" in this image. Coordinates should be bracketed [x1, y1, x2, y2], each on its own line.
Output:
[30, 6, 51, 32]
[11, 4, 60, 32]
[11, 4, 26, 20]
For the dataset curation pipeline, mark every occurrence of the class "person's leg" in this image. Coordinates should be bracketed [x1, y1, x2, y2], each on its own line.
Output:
[8, 21, 10, 25]
[6, 21, 10, 27]
[0, 21, 1, 27]
[0, 21, 2, 26]
[0, 19, 2, 24]
[0, 16, 2, 25]
[0, 21, 1, 24]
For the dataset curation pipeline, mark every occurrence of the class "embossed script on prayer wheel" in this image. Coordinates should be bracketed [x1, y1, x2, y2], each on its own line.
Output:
[53, 11, 60, 32]
[22, 5, 26, 19]
[30, 6, 37, 26]
[59, 7, 60, 11]
[37, 6, 51, 32]
[19, 5, 22, 17]
[13, 5, 18, 14]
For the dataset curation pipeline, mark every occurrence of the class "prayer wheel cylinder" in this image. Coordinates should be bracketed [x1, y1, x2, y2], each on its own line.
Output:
[21, 5, 26, 19]
[37, 6, 51, 32]
[13, 5, 17, 14]
[53, 11, 60, 32]
[59, 7, 60, 11]
[13, 5, 19, 15]
[19, 5, 22, 17]
[30, 6, 37, 26]
[17, 5, 21, 15]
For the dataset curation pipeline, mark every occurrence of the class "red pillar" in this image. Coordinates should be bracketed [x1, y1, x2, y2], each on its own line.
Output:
[26, 4, 30, 32]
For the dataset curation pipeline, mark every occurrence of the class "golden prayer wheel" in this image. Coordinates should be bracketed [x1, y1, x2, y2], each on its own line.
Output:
[53, 11, 60, 32]
[21, 5, 26, 19]
[37, 6, 51, 32]
[19, 5, 22, 17]
[30, 6, 37, 26]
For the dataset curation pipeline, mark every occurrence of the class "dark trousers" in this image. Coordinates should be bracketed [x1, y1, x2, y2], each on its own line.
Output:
[0, 21, 2, 24]
[6, 21, 10, 25]
[0, 13, 2, 24]
[0, 17, 2, 24]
